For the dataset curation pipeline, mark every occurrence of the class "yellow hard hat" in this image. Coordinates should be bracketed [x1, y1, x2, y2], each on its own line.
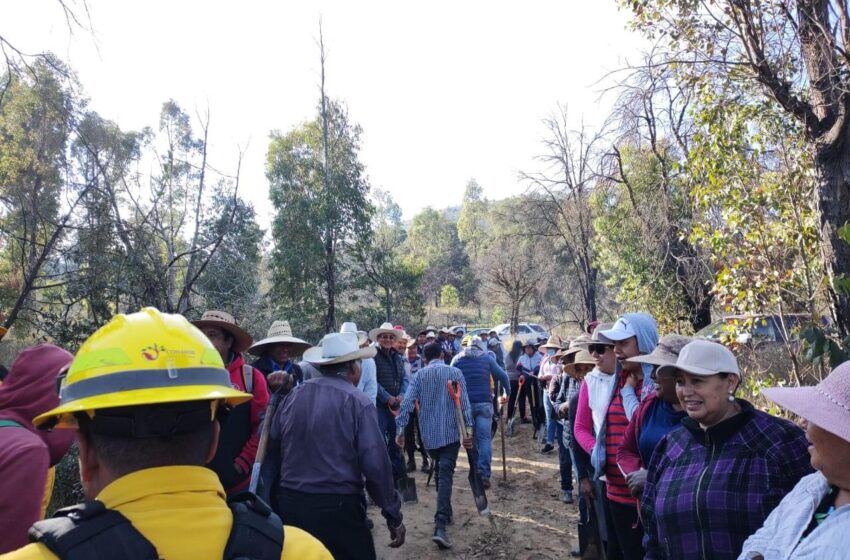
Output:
[34, 307, 252, 429]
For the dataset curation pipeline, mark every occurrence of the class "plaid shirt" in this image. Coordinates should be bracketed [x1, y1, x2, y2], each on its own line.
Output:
[641, 400, 813, 560]
[396, 361, 473, 450]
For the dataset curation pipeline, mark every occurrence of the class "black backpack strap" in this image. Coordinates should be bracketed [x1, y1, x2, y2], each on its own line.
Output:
[28, 501, 159, 560]
[224, 492, 284, 560]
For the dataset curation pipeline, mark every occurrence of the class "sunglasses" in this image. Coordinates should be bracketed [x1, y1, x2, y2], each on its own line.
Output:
[588, 344, 611, 354]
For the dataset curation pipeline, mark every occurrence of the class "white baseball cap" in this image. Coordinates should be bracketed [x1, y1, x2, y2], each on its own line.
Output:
[598, 317, 638, 342]
[656, 339, 741, 378]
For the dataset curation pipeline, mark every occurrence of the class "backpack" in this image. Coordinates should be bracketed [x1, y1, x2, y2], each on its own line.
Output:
[28, 491, 283, 560]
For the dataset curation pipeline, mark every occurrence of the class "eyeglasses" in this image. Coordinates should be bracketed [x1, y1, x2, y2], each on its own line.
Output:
[588, 344, 611, 354]
[378, 335, 396, 341]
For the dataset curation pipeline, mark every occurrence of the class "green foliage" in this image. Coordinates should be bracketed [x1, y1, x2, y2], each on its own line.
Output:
[687, 91, 820, 317]
[354, 190, 424, 324]
[491, 304, 506, 324]
[440, 284, 460, 308]
[801, 324, 850, 369]
[405, 207, 469, 306]
[193, 186, 265, 320]
[266, 99, 373, 332]
[593, 145, 695, 332]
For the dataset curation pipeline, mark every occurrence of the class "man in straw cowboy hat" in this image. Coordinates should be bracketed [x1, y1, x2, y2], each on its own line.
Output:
[247, 320, 312, 392]
[0, 308, 330, 560]
[270, 332, 405, 560]
[192, 310, 270, 495]
[370, 322, 409, 486]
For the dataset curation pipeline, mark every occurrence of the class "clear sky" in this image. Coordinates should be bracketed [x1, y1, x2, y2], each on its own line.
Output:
[5, 0, 646, 222]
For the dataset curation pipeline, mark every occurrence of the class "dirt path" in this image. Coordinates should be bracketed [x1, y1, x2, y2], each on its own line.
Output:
[369, 423, 579, 559]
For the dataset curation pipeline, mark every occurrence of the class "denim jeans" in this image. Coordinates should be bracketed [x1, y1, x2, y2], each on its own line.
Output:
[544, 393, 557, 445]
[377, 407, 405, 482]
[471, 402, 493, 480]
[554, 422, 574, 491]
[429, 441, 460, 528]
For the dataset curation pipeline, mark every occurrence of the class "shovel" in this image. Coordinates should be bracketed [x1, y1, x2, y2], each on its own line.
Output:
[390, 399, 418, 503]
[448, 380, 489, 516]
[507, 374, 525, 436]
[496, 381, 507, 483]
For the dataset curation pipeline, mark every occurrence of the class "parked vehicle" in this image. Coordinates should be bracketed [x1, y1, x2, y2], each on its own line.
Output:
[492, 323, 551, 347]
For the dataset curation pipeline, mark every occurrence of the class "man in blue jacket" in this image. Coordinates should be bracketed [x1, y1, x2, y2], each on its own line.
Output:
[451, 338, 510, 488]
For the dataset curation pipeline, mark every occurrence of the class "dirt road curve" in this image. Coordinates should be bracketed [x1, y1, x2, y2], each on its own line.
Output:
[369, 423, 580, 559]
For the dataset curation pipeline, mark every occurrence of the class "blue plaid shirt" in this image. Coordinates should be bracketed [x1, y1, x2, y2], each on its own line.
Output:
[397, 361, 473, 450]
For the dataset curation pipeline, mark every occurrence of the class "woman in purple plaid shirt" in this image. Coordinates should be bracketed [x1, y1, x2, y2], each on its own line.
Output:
[640, 340, 812, 560]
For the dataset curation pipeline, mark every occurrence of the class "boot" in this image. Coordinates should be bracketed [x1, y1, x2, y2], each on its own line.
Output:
[420, 457, 430, 474]
[432, 526, 452, 549]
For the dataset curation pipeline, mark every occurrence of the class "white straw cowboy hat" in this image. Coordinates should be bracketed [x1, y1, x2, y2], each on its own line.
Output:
[247, 321, 312, 356]
[304, 332, 377, 365]
[369, 322, 400, 342]
[192, 310, 253, 353]
[340, 322, 368, 345]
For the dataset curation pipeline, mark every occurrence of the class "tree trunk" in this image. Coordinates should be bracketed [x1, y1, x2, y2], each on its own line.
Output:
[384, 287, 392, 322]
[324, 242, 336, 334]
[813, 145, 850, 335]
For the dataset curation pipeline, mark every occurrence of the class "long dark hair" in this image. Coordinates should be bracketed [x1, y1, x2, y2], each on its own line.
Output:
[508, 340, 523, 362]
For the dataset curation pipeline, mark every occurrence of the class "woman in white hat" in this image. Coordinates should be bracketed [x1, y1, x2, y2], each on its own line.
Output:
[248, 320, 312, 390]
[739, 362, 850, 560]
[641, 340, 812, 560]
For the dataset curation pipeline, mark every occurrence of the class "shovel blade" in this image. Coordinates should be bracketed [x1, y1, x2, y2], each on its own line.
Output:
[398, 476, 418, 503]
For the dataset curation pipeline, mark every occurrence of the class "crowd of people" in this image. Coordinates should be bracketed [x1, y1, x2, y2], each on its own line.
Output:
[0, 307, 848, 560]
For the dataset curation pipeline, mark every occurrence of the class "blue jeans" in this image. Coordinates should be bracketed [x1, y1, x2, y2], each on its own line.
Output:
[554, 422, 574, 491]
[377, 407, 405, 482]
[544, 393, 557, 445]
[471, 402, 493, 480]
[429, 441, 460, 528]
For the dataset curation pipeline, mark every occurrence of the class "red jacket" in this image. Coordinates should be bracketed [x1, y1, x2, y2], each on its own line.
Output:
[208, 354, 269, 494]
[616, 392, 656, 476]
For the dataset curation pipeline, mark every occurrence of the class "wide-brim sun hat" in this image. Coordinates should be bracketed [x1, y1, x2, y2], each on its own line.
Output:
[541, 335, 562, 349]
[247, 320, 312, 356]
[564, 349, 596, 375]
[369, 322, 400, 342]
[304, 332, 378, 365]
[557, 334, 593, 359]
[35, 308, 252, 429]
[626, 334, 693, 367]
[338, 322, 368, 345]
[656, 339, 741, 378]
[763, 361, 850, 444]
[191, 310, 254, 354]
